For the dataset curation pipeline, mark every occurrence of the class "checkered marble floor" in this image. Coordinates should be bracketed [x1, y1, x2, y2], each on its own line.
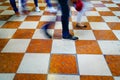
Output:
[0, 0, 120, 80]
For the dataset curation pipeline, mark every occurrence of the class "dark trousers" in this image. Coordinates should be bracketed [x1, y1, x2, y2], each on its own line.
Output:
[34, 0, 38, 7]
[34, 0, 52, 8]
[46, 0, 52, 7]
[9, 0, 18, 12]
[58, 0, 70, 36]
[9, 0, 26, 12]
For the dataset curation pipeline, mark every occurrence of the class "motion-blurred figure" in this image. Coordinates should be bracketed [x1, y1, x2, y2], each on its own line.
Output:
[9, 0, 29, 16]
[33, 0, 57, 13]
[42, 0, 78, 40]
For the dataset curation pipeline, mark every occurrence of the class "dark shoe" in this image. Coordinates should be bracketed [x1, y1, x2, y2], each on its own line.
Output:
[42, 23, 52, 38]
[76, 24, 87, 29]
[63, 34, 78, 40]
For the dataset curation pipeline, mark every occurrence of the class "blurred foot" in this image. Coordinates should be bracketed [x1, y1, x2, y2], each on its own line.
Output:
[63, 34, 78, 40]
[42, 23, 52, 38]
[15, 12, 20, 16]
[76, 23, 87, 29]
[47, 7, 57, 13]
[35, 7, 40, 12]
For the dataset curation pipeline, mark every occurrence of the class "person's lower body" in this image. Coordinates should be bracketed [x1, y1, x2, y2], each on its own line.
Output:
[76, 11, 87, 28]
[20, 0, 29, 14]
[9, 0, 29, 16]
[9, 0, 20, 16]
[34, 0, 40, 12]
[46, 0, 57, 13]
[58, 0, 78, 40]
[76, 2, 89, 28]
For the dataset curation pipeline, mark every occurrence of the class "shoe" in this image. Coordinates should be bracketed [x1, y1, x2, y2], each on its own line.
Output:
[76, 23, 87, 29]
[15, 12, 20, 16]
[35, 7, 40, 12]
[47, 7, 57, 13]
[63, 34, 78, 40]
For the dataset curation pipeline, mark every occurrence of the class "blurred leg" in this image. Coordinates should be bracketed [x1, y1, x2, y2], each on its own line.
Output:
[34, 0, 40, 12]
[45, 0, 52, 7]
[58, 0, 69, 37]
[34, 0, 38, 7]
[46, 0, 57, 13]
[9, 0, 18, 12]
[58, 0, 78, 40]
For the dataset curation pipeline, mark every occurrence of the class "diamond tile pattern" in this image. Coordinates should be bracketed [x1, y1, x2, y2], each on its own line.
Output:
[0, 0, 120, 80]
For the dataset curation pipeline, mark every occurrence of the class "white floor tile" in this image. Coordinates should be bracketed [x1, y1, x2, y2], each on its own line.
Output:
[98, 41, 120, 55]
[77, 55, 112, 76]
[0, 6, 9, 10]
[104, 4, 119, 7]
[51, 40, 76, 54]
[2, 39, 30, 53]
[26, 0, 34, 3]
[0, 21, 6, 27]
[8, 15, 27, 21]
[113, 30, 120, 40]
[40, 15, 56, 22]
[112, 11, 120, 16]
[90, 1, 103, 4]
[17, 53, 50, 74]
[19, 21, 38, 29]
[51, 0, 58, 3]
[113, 0, 120, 3]
[74, 30, 96, 40]
[114, 77, 120, 80]
[47, 74, 80, 80]
[29, 11, 44, 16]
[0, 73, 15, 80]
[85, 2, 94, 7]
[0, 29, 16, 38]
[54, 22, 62, 29]
[85, 11, 100, 16]
[0, 10, 14, 15]
[25, 6, 33, 11]
[102, 16, 120, 22]
[90, 22, 110, 30]
[95, 7, 110, 11]
[4, 1, 10, 3]
[38, 3, 46, 7]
